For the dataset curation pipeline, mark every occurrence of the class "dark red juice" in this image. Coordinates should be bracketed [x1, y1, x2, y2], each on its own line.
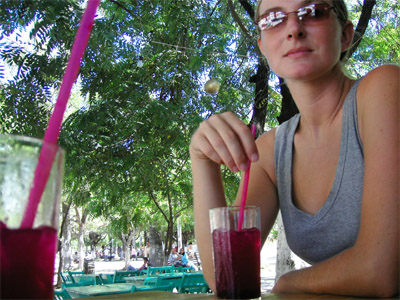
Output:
[0, 222, 58, 299]
[212, 227, 261, 299]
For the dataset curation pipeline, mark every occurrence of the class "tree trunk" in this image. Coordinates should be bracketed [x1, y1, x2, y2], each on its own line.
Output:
[121, 228, 135, 269]
[88, 231, 103, 259]
[275, 213, 295, 281]
[62, 206, 72, 271]
[56, 195, 73, 287]
[131, 232, 137, 255]
[163, 217, 175, 265]
[148, 226, 163, 266]
[177, 217, 183, 250]
[75, 206, 87, 270]
[250, 60, 270, 136]
[56, 246, 63, 288]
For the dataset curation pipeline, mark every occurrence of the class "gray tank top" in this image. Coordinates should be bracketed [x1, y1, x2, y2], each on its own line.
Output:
[274, 79, 364, 265]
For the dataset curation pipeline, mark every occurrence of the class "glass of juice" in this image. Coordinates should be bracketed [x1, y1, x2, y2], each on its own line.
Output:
[0, 135, 64, 299]
[210, 206, 261, 299]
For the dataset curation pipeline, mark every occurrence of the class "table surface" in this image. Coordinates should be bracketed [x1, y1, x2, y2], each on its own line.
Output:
[66, 283, 135, 297]
[73, 274, 100, 281]
[123, 272, 185, 281]
[123, 276, 147, 282]
[77, 290, 395, 300]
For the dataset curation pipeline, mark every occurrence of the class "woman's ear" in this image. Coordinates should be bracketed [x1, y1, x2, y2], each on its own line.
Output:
[258, 36, 268, 59]
[258, 37, 263, 53]
[341, 21, 354, 53]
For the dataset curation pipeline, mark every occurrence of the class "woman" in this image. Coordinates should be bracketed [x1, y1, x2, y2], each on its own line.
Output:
[179, 247, 197, 271]
[190, 0, 398, 297]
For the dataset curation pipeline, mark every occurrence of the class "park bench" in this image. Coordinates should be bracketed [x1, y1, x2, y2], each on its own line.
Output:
[59, 272, 74, 285]
[147, 265, 175, 275]
[112, 270, 140, 283]
[177, 273, 210, 294]
[130, 282, 174, 293]
[54, 288, 72, 300]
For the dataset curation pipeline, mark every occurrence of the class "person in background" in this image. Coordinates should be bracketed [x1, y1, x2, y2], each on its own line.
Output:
[137, 247, 143, 258]
[179, 248, 197, 271]
[131, 247, 137, 260]
[186, 242, 195, 261]
[144, 241, 150, 260]
[127, 257, 151, 272]
[73, 251, 79, 264]
[190, 0, 398, 297]
[168, 247, 182, 267]
[138, 257, 151, 272]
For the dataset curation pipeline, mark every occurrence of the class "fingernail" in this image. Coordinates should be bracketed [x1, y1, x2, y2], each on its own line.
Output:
[251, 153, 259, 162]
[232, 165, 239, 173]
[240, 162, 248, 171]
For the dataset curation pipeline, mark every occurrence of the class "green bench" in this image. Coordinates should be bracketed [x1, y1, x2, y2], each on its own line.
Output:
[112, 270, 140, 283]
[177, 273, 210, 294]
[53, 289, 72, 300]
[146, 266, 175, 276]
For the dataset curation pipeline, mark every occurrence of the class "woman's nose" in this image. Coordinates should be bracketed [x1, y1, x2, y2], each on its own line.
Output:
[285, 14, 306, 39]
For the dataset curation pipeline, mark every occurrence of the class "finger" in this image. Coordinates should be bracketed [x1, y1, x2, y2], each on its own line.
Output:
[222, 113, 259, 163]
[198, 118, 239, 172]
[206, 114, 248, 171]
[218, 114, 259, 169]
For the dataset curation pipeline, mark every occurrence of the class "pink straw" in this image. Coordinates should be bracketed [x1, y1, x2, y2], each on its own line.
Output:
[237, 123, 257, 232]
[20, 0, 101, 229]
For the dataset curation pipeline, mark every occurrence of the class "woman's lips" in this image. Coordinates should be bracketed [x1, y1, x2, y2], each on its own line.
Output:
[285, 47, 312, 58]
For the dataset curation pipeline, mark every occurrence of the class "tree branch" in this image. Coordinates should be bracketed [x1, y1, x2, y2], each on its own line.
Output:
[238, 0, 255, 21]
[59, 191, 75, 240]
[108, 0, 134, 16]
[347, 0, 376, 60]
[209, 0, 221, 18]
[147, 190, 169, 222]
[227, 0, 257, 44]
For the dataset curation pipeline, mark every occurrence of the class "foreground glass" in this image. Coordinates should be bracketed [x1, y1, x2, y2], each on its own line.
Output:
[0, 135, 64, 299]
[210, 206, 261, 299]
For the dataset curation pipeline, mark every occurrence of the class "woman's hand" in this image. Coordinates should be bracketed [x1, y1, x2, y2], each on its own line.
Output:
[189, 112, 259, 173]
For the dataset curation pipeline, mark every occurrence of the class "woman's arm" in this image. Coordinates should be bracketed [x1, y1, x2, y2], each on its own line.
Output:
[190, 112, 279, 291]
[191, 113, 258, 291]
[272, 65, 399, 297]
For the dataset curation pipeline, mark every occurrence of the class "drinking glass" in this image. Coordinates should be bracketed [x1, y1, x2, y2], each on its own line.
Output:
[0, 135, 64, 299]
[210, 206, 261, 299]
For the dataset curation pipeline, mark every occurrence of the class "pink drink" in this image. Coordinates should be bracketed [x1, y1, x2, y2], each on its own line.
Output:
[0, 222, 58, 299]
[212, 227, 261, 299]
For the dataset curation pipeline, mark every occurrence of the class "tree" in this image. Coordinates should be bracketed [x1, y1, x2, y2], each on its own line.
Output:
[74, 205, 88, 270]
[88, 231, 104, 253]
[0, 0, 398, 274]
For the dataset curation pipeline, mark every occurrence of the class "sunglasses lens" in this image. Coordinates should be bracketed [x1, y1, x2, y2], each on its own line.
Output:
[259, 12, 286, 30]
[303, 4, 331, 22]
[258, 3, 333, 30]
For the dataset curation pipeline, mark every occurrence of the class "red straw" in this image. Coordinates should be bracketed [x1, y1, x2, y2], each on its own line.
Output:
[237, 123, 257, 231]
[20, 0, 101, 229]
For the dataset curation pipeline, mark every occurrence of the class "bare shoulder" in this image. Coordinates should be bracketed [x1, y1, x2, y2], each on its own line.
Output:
[256, 127, 276, 156]
[357, 64, 399, 140]
[361, 64, 399, 81]
[255, 127, 277, 185]
[358, 64, 400, 103]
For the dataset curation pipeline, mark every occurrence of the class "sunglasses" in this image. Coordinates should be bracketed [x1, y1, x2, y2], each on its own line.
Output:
[257, 3, 336, 31]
